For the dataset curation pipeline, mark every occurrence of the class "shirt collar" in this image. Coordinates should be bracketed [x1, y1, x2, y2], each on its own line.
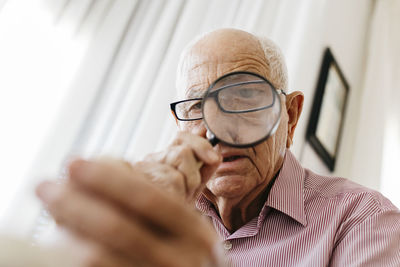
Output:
[266, 149, 307, 226]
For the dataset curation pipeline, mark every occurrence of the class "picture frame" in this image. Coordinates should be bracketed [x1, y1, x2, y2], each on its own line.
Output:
[306, 48, 350, 171]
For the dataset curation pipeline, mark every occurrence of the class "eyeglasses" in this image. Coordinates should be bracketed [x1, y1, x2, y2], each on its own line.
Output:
[170, 72, 286, 121]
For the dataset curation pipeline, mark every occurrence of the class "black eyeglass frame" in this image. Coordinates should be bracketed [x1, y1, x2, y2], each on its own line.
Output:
[170, 71, 286, 121]
[170, 97, 203, 121]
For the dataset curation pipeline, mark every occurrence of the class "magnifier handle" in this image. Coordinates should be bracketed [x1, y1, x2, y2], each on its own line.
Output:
[195, 134, 219, 169]
[207, 133, 219, 147]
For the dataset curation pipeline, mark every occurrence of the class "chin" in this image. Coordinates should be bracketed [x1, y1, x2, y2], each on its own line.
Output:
[206, 175, 250, 199]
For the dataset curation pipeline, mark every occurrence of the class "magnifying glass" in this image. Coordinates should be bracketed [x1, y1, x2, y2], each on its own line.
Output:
[202, 71, 284, 148]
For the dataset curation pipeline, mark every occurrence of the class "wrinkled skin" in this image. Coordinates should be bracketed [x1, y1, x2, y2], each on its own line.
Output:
[36, 28, 304, 266]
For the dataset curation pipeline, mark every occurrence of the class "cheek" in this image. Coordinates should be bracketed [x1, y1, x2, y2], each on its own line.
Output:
[274, 115, 289, 151]
[253, 142, 274, 179]
[252, 131, 286, 181]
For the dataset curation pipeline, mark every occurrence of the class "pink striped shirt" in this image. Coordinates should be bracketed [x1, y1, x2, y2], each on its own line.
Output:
[197, 150, 400, 266]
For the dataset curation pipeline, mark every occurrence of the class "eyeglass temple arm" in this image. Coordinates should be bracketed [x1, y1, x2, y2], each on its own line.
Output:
[277, 89, 286, 96]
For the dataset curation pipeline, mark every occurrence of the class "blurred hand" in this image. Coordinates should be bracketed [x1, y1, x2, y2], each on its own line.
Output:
[138, 131, 221, 202]
[36, 157, 224, 267]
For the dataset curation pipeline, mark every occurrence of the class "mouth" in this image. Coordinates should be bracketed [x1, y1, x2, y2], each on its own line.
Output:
[222, 155, 247, 162]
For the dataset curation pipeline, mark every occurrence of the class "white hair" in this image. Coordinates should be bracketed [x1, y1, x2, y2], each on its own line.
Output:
[255, 36, 288, 91]
[176, 30, 289, 96]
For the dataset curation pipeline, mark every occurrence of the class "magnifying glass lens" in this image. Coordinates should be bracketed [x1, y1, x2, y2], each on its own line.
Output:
[202, 72, 282, 147]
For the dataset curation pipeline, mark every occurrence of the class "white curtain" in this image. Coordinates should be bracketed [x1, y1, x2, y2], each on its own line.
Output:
[0, 0, 101, 232]
[352, 0, 400, 206]
[0, 0, 313, 236]
[0, 0, 376, 237]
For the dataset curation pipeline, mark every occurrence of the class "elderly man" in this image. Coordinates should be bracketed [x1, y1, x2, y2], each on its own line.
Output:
[37, 29, 400, 266]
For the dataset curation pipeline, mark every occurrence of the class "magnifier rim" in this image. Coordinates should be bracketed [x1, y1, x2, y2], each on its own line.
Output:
[201, 71, 282, 148]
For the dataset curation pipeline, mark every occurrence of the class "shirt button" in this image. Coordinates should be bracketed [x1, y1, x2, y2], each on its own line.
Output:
[223, 241, 232, 250]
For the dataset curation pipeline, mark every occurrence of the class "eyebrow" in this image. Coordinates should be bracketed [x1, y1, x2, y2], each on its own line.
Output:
[185, 87, 205, 99]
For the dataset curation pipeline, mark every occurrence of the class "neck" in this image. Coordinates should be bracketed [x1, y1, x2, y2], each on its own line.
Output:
[212, 174, 278, 232]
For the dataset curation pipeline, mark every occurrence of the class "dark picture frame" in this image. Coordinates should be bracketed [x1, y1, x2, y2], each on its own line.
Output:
[306, 48, 350, 171]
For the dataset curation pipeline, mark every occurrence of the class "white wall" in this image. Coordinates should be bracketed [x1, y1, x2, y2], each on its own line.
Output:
[287, 0, 375, 187]
[351, 0, 400, 204]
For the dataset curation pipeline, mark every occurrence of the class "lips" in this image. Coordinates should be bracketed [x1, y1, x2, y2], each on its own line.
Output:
[223, 155, 247, 162]
[220, 148, 249, 163]
[216, 150, 250, 173]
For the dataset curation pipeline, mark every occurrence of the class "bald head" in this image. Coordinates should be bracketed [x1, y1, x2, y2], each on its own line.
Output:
[176, 28, 288, 97]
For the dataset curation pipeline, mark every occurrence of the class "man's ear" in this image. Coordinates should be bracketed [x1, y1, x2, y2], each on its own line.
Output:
[285, 91, 304, 148]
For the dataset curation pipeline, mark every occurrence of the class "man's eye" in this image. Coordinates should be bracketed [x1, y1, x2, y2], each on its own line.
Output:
[238, 88, 254, 98]
[236, 88, 265, 99]
[189, 102, 202, 110]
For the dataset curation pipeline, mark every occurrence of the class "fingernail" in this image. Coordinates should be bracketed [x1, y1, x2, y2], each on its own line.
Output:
[36, 181, 58, 203]
[207, 151, 220, 162]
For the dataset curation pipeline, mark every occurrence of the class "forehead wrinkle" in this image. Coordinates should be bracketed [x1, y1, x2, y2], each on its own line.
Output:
[224, 53, 270, 74]
[185, 86, 205, 98]
[182, 61, 216, 98]
[179, 38, 273, 99]
[188, 52, 267, 71]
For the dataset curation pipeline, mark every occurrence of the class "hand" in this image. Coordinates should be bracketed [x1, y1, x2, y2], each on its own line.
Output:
[137, 131, 221, 201]
[36, 158, 224, 267]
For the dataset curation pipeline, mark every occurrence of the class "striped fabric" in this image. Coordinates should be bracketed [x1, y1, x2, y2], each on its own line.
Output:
[197, 150, 400, 266]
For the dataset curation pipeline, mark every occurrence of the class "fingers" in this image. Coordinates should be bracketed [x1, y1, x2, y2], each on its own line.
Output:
[168, 146, 201, 197]
[143, 131, 221, 199]
[171, 131, 221, 165]
[36, 181, 170, 266]
[67, 159, 207, 240]
[145, 146, 201, 197]
[36, 157, 221, 267]
[53, 230, 135, 267]
[75, 238, 138, 267]
[82, 251, 134, 267]
[134, 161, 186, 198]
